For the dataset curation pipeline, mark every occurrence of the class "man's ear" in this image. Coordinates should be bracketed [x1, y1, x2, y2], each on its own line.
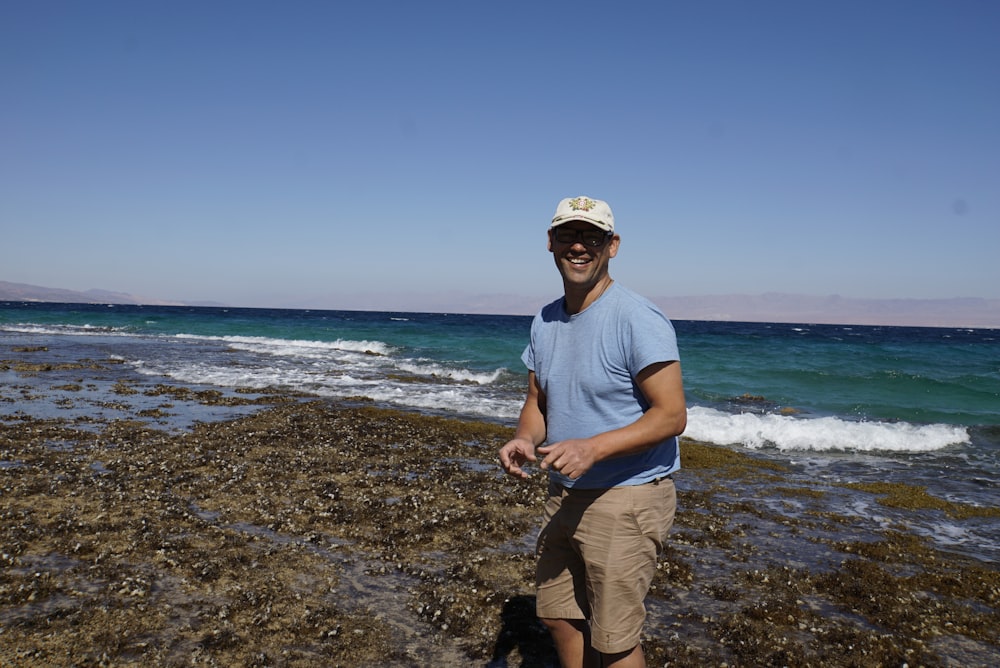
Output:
[608, 234, 620, 258]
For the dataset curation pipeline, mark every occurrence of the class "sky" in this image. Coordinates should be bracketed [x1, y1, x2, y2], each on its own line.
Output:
[3, 1, 999, 312]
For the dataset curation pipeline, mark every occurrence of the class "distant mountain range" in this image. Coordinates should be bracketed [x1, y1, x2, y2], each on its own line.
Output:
[651, 293, 1000, 329]
[261, 289, 1000, 328]
[2, 280, 997, 328]
[0, 281, 223, 308]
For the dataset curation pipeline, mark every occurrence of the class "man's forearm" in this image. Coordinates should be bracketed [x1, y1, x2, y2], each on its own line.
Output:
[514, 403, 547, 447]
[589, 403, 686, 462]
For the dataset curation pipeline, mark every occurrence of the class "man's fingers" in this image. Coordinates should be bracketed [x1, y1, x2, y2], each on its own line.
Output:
[536, 444, 554, 470]
[500, 442, 537, 479]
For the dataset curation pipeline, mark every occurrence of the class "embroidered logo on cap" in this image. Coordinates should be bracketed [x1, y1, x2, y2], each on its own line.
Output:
[567, 197, 597, 212]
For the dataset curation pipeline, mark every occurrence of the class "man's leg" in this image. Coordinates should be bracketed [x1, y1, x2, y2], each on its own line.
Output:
[536, 482, 594, 666]
[580, 480, 675, 663]
[601, 644, 645, 667]
[541, 617, 599, 668]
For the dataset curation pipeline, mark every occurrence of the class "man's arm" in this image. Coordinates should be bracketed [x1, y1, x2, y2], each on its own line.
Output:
[538, 361, 685, 479]
[499, 371, 547, 479]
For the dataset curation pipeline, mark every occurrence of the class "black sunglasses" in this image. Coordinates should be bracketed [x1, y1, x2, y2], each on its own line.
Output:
[551, 228, 613, 247]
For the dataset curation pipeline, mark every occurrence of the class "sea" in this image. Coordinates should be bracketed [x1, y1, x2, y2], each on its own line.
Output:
[2, 301, 999, 562]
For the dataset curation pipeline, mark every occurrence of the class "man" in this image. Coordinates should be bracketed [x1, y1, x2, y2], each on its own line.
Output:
[499, 196, 686, 668]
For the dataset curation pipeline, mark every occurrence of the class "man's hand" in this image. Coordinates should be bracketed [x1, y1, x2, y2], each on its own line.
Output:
[537, 439, 596, 480]
[499, 437, 537, 479]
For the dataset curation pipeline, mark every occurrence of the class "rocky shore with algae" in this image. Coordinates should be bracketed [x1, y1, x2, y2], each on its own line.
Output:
[1, 346, 999, 667]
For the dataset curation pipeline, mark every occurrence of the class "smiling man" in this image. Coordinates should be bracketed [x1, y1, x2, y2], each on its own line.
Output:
[500, 196, 687, 667]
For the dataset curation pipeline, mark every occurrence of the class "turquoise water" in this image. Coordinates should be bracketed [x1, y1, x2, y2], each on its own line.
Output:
[2, 302, 997, 434]
[678, 321, 1000, 427]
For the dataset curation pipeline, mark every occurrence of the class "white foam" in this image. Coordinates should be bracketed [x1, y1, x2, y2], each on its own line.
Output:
[2, 323, 130, 335]
[174, 333, 394, 357]
[685, 406, 970, 453]
[130, 355, 522, 421]
[396, 361, 505, 385]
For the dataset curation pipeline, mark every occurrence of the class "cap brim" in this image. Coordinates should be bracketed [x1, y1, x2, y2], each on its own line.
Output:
[550, 215, 613, 232]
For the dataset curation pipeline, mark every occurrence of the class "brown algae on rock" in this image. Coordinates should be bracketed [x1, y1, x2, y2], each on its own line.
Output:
[1, 381, 998, 666]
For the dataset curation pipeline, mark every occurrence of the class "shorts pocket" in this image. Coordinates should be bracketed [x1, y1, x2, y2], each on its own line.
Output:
[631, 479, 676, 550]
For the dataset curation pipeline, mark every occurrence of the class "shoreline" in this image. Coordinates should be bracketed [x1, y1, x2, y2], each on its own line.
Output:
[2, 348, 999, 666]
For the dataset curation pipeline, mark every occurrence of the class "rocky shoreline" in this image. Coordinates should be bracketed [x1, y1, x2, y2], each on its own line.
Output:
[1, 349, 999, 666]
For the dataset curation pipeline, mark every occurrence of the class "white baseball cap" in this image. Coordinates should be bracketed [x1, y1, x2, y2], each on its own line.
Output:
[550, 196, 615, 233]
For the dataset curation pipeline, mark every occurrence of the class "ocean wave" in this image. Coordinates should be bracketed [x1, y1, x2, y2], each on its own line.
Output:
[395, 361, 506, 385]
[2, 323, 131, 335]
[174, 333, 395, 357]
[685, 406, 970, 453]
[164, 335, 508, 386]
[129, 357, 521, 421]
[357, 384, 522, 420]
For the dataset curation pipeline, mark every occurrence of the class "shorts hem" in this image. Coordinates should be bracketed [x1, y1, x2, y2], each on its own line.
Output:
[534, 606, 587, 622]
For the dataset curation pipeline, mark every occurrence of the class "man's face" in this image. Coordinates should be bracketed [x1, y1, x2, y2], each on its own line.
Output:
[548, 221, 620, 289]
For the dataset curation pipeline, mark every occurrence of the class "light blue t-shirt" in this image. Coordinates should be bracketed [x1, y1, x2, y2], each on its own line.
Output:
[522, 283, 682, 489]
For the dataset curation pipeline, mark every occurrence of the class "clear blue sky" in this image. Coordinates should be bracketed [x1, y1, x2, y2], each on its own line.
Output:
[3, 1, 998, 310]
